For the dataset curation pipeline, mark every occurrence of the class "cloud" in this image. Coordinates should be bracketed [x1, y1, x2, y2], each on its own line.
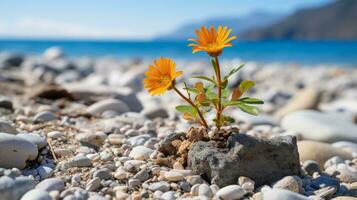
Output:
[0, 16, 148, 39]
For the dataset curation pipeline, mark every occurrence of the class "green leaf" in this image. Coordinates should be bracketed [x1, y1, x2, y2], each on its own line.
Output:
[211, 59, 218, 73]
[222, 115, 235, 124]
[240, 97, 264, 104]
[192, 76, 216, 84]
[222, 87, 230, 99]
[237, 103, 260, 116]
[175, 105, 198, 117]
[224, 64, 245, 80]
[222, 100, 240, 107]
[221, 78, 228, 89]
[183, 87, 199, 94]
[239, 80, 255, 94]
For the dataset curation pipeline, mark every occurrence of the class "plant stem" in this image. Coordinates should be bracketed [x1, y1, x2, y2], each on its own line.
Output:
[214, 56, 222, 129]
[173, 86, 209, 129]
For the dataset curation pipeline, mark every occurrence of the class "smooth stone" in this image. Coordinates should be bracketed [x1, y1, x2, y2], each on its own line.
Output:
[108, 134, 124, 145]
[37, 165, 54, 179]
[129, 146, 154, 160]
[215, 185, 245, 200]
[297, 140, 352, 166]
[311, 176, 339, 189]
[43, 46, 64, 60]
[164, 171, 184, 182]
[47, 131, 65, 139]
[0, 121, 17, 134]
[332, 197, 357, 200]
[88, 195, 109, 200]
[0, 176, 36, 200]
[86, 178, 101, 191]
[324, 156, 344, 169]
[302, 160, 321, 175]
[93, 169, 112, 180]
[161, 191, 176, 200]
[262, 189, 309, 200]
[325, 163, 357, 183]
[17, 133, 47, 149]
[148, 181, 170, 192]
[76, 132, 106, 148]
[273, 176, 302, 193]
[0, 132, 38, 169]
[282, 110, 357, 143]
[20, 189, 52, 200]
[132, 168, 150, 182]
[142, 107, 169, 119]
[36, 178, 65, 192]
[34, 111, 57, 123]
[275, 88, 321, 118]
[67, 155, 92, 168]
[86, 99, 130, 115]
[0, 98, 13, 110]
[198, 184, 213, 198]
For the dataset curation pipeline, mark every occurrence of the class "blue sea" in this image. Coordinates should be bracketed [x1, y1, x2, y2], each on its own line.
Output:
[1, 40, 357, 66]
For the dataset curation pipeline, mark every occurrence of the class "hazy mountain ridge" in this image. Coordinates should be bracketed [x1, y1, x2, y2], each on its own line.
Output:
[243, 0, 357, 40]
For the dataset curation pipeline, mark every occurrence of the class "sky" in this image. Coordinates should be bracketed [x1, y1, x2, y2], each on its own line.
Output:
[0, 0, 331, 40]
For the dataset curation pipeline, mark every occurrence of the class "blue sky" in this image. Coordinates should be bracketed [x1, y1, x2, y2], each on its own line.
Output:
[0, 0, 331, 40]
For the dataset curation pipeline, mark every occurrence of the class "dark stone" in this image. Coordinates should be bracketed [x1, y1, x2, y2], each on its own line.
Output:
[0, 98, 13, 110]
[31, 84, 74, 100]
[302, 160, 322, 176]
[0, 53, 24, 69]
[158, 132, 186, 156]
[311, 176, 340, 189]
[187, 134, 300, 187]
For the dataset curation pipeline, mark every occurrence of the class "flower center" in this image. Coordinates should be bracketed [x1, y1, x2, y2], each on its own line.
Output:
[160, 76, 171, 86]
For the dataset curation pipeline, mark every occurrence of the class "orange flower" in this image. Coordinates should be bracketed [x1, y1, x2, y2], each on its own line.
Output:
[188, 25, 236, 57]
[144, 57, 183, 96]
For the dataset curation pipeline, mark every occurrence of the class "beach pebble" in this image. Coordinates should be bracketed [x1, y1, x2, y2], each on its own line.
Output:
[20, 189, 52, 200]
[148, 181, 170, 192]
[164, 171, 184, 182]
[273, 176, 303, 193]
[0, 120, 17, 134]
[129, 146, 154, 160]
[37, 165, 54, 179]
[36, 178, 65, 192]
[76, 132, 106, 148]
[67, 154, 92, 168]
[108, 134, 124, 145]
[0, 98, 13, 110]
[215, 185, 245, 200]
[0, 176, 36, 200]
[0, 132, 38, 169]
[282, 110, 357, 143]
[86, 99, 130, 115]
[161, 191, 177, 200]
[297, 140, 351, 165]
[93, 169, 112, 180]
[34, 111, 57, 123]
[325, 163, 357, 183]
[86, 177, 101, 191]
[43, 46, 64, 60]
[324, 156, 344, 169]
[198, 184, 213, 198]
[47, 131, 64, 139]
[17, 133, 47, 149]
[262, 188, 309, 200]
[302, 160, 321, 175]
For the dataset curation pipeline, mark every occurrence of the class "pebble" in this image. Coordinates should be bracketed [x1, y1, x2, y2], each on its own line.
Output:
[148, 181, 170, 192]
[273, 176, 302, 193]
[129, 146, 154, 160]
[17, 133, 47, 149]
[325, 163, 357, 183]
[93, 169, 113, 180]
[0, 98, 13, 110]
[215, 185, 245, 200]
[33, 111, 57, 123]
[132, 168, 150, 182]
[262, 188, 309, 200]
[36, 178, 65, 192]
[114, 168, 127, 180]
[0, 132, 38, 169]
[0, 120, 17, 134]
[76, 132, 106, 148]
[107, 134, 124, 145]
[164, 171, 185, 182]
[67, 154, 92, 168]
[86, 177, 101, 191]
[86, 99, 130, 115]
[47, 131, 65, 139]
[20, 189, 52, 200]
[37, 165, 54, 179]
[198, 184, 213, 198]
[302, 160, 322, 175]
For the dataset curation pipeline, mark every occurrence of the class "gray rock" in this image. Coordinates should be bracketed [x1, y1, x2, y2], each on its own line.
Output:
[273, 176, 302, 193]
[161, 191, 176, 200]
[20, 189, 52, 200]
[36, 178, 65, 192]
[14, 177, 36, 199]
[262, 189, 309, 200]
[132, 168, 150, 182]
[188, 134, 300, 187]
[215, 185, 245, 200]
[302, 160, 321, 175]
[0, 121, 17, 134]
[148, 181, 170, 192]
[0, 53, 23, 69]
[67, 155, 92, 168]
[311, 176, 339, 189]
[34, 111, 57, 123]
[0, 132, 38, 169]
[86, 99, 130, 116]
[17, 133, 47, 149]
[0, 98, 13, 110]
[0, 176, 35, 200]
[86, 178, 101, 191]
[37, 165, 54, 179]
[93, 169, 112, 180]
[142, 107, 169, 119]
[159, 132, 186, 156]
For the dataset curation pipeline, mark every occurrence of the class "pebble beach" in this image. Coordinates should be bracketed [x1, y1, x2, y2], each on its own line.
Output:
[0, 47, 357, 200]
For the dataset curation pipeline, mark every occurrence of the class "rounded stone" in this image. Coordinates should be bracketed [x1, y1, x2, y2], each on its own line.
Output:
[20, 189, 52, 200]
[273, 176, 302, 193]
[262, 189, 309, 200]
[0, 132, 38, 169]
[164, 171, 184, 182]
[129, 146, 154, 160]
[33, 111, 57, 123]
[0, 121, 17, 134]
[215, 185, 245, 200]
[86, 99, 130, 115]
[17, 133, 47, 149]
[36, 178, 65, 192]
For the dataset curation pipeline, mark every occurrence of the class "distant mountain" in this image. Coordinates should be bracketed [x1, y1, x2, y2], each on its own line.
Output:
[155, 11, 285, 41]
[243, 0, 357, 40]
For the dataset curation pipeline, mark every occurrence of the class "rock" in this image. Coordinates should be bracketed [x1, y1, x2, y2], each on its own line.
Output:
[30, 84, 73, 100]
[282, 110, 357, 143]
[159, 132, 186, 156]
[148, 181, 170, 192]
[37, 165, 54, 179]
[0, 176, 35, 200]
[273, 176, 302, 193]
[215, 185, 245, 200]
[132, 168, 150, 182]
[0, 132, 38, 169]
[76, 132, 106, 149]
[262, 189, 309, 200]
[276, 88, 321, 118]
[21, 189, 52, 200]
[142, 107, 169, 119]
[161, 191, 177, 200]
[0, 53, 24, 68]
[108, 134, 124, 145]
[43, 47, 64, 60]
[188, 134, 300, 187]
[47, 131, 64, 139]
[88, 195, 109, 200]
[129, 146, 154, 160]
[0, 98, 13, 110]
[86, 177, 101, 191]
[302, 160, 321, 175]
[311, 176, 339, 189]
[324, 156, 344, 169]
[325, 163, 357, 183]
[333, 197, 357, 200]
[297, 141, 351, 166]
[34, 111, 57, 123]
[198, 184, 213, 198]
[36, 178, 65, 192]
[164, 171, 184, 182]
[0, 120, 17, 134]
[17, 133, 47, 149]
[93, 169, 112, 180]
[67, 154, 92, 168]
[86, 99, 130, 116]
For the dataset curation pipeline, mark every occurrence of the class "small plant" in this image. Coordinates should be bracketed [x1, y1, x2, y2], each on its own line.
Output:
[144, 25, 263, 130]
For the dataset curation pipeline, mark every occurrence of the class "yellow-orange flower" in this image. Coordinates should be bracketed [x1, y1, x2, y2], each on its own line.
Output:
[144, 57, 183, 96]
[188, 25, 236, 57]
